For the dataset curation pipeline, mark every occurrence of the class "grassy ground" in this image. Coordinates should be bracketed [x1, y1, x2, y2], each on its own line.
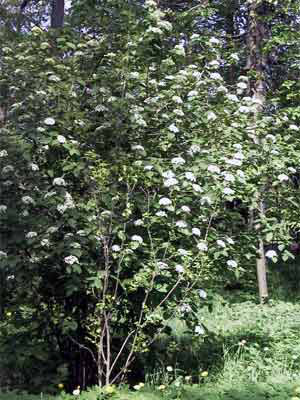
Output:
[2, 281, 300, 399]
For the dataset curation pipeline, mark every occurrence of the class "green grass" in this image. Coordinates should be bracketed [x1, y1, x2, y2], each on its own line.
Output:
[2, 284, 300, 400]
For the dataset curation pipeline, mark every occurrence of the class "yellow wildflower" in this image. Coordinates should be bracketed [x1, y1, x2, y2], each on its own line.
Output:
[58, 383, 64, 389]
[201, 371, 208, 377]
[104, 385, 116, 394]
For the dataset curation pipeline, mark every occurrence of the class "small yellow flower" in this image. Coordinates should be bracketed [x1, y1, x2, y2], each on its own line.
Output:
[6, 311, 12, 317]
[31, 26, 43, 34]
[58, 383, 64, 389]
[201, 371, 208, 377]
[133, 383, 144, 391]
[104, 385, 115, 394]
[294, 387, 300, 395]
[158, 384, 166, 390]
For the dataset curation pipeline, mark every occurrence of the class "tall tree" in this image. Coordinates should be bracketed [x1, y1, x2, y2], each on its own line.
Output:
[51, 0, 64, 28]
[247, 0, 269, 303]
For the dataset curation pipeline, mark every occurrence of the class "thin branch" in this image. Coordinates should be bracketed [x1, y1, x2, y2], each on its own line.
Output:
[67, 335, 97, 366]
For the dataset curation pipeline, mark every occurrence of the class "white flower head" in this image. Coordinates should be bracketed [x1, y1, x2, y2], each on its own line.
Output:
[0, 150, 8, 157]
[209, 37, 220, 45]
[57, 135, 66, 144]
[26, 231, 37, 239]
[208, 60, 220, 68]
[112, 245, 121, 252]
[208, 165, 220, 174]
[76, 230, 86, 237]
[179, 303, 192, 313]
[162, 170, 175, 179]
[173, 108, 184, 117]
[131, 235, 143, 244]
[197, 242, 208, 252]
[192, 184, 203, 192]
[237, 82, 248, 90]
[201, 196, 212, 205]
[0, 205, 7, 213]
[169, 123, 179, 133]
[210, 72, 222, 80]
[157, 261, 168, 270]
[188, 144, 200, 155]
[53, 177, 66, 186]
[226, 237, 235, 245]
[30, 163, 39, 171]
[176, 220, 188, 228]
[238, 106, 251, 113]
[2, 165, 14, 174]
[289, 124, 299, 131]
[64, 255, 79, 265]
[230, 53, 239, 61]
[132, 144, 145, 152]
[22, 196, 35, 205]
[41, 239, 50, 247]
[192, 228, 201, 237]
[223, 187, 235, 196]
[134, 219, 143, 226]
[44, 117, 55, 125]
[198, 289, 207, 299]
[187, 90, 198, 97]
[181, 205, 190, 213]
[195, 325, 205, 335]
[171, 157, 185, 166]
[49, 75, 61, 82]
[227, 94, 239, 102]
[175, 264, 184, 273]
[159, 197, 172, 206]
[207, 111, 217, 121]
[166, 366, 173, 372]
[156, 210, 167, 217]
[223, 172, 235, 182]
[144, 164, 153, 171]
[217, 239, 226, 248]
[0, 251, 8, 258]
[265, 250, 277, 259]
[226, 158, 242, 167]
[278, 174, 289, 182]
[164, 178, 178, 187]
[185, 171, 196, 182]
[172, 95, 183, 104]
[178, 248, 188, 256]
[129, 71, 140, 79]
[72, 388, 80, 396]
[227, 260, 237, 268]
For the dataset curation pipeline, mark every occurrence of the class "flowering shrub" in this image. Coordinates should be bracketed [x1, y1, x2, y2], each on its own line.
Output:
[1, 0, 300, 389]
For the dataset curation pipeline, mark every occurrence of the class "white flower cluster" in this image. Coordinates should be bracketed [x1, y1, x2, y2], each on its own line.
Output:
[53, 177, 66, 186]
[64, 255, 79, 265]
[44, 117, 55, 125]
[22, 196, 35, 205]
[131, 235, 143, 244]
[0, 150, 8, 157]
[171, 157, 185, 166]
[26, 231, 37, 239]
[2, 165, 14, 174]
[0, 205, 7, 213]
[57, 192, 75, 214]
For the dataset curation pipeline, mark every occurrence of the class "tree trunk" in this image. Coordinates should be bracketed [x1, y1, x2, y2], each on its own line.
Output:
[247, 1, 269, 304]
[51, 0, 65, 28]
